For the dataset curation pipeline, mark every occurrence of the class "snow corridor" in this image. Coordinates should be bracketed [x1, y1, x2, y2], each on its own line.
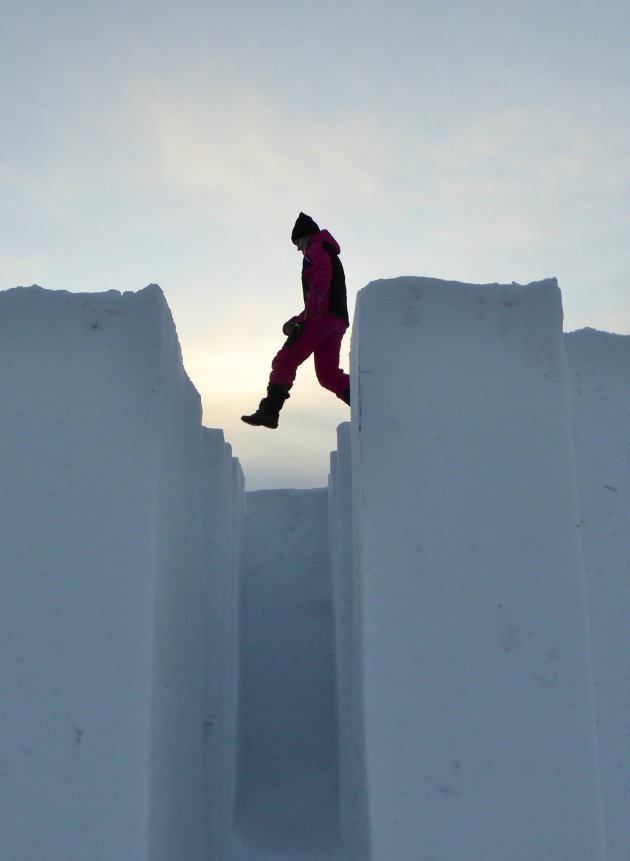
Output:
[1, 278, 629, 861]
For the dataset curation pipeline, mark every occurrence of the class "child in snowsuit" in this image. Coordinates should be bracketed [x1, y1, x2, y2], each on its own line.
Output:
[241, 212, 351, 429]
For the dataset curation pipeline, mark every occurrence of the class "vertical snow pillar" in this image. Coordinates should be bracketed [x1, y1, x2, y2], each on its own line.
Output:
[565, 329, 630, 861]
[350, 277, 605, 861]
[201, 430, 246, 861]
[329, 422, 368, 857]
[147, 294, 210, 861]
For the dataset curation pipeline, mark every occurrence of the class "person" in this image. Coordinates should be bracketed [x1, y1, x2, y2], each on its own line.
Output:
[241, 212, 351, 429]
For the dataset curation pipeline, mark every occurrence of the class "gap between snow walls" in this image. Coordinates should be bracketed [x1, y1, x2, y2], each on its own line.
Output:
[1, 279, 629, 861]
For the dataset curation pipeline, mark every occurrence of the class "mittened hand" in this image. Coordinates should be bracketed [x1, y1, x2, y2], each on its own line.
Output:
[283, 320, 305, 347]
[282, 316, 300, 335]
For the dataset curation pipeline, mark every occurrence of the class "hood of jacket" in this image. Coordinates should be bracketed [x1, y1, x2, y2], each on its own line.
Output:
[309, 229, 340, 256]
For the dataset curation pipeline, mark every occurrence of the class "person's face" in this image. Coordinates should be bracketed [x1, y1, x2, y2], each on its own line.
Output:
[295, 236, 309, 253]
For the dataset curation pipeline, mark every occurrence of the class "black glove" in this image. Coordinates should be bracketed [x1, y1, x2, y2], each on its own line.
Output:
[282, 316, 300, 335]
[283, 319, 305, 348]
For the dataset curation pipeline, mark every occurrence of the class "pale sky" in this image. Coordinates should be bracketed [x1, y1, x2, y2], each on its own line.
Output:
[2, 0, 629, 489]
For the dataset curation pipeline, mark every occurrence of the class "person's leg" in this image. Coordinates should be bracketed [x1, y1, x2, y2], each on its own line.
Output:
[242, 316, 344, 428]
[313, 320, 350, 399]
[269, 315, 342, 387]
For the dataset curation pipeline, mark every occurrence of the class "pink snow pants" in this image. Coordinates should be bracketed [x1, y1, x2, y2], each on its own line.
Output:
[269, 313, 350, 399]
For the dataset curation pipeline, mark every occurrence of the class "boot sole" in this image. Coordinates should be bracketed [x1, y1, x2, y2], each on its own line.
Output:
[241, 415, 278, 429]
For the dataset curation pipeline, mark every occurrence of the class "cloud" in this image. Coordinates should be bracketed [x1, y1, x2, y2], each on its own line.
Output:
[130, 79, 397, 223]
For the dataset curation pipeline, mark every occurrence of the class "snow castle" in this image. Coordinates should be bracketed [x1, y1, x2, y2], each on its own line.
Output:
[1, 279, 628, 861]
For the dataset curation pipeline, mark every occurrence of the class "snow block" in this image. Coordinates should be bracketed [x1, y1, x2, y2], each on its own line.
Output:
[329, 422, 369, 859]
[0, 286, 242, 861]
[349, 277, 605, 861]
[565, 329, 630, 861]
[202, 429, 245, 860]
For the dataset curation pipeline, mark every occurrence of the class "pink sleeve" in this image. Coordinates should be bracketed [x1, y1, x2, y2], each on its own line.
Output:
[305, 244, 332, 320]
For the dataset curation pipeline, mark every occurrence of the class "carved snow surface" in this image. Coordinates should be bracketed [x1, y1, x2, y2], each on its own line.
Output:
[2, 279, 629, 860]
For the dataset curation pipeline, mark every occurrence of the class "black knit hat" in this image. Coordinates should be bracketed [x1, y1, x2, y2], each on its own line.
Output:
[291, 212, 319, 243]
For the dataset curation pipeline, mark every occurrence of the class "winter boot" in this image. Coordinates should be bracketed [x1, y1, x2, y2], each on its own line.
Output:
[241, 383, 291, 429]
[340, 388, 351, 406]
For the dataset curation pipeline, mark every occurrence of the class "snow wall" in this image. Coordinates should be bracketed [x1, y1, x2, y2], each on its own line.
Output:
[564, 329, 630, 861]
[335, 276, 626, 861]
[0, 286, 244, 861]
[2, 279, 629, 861]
